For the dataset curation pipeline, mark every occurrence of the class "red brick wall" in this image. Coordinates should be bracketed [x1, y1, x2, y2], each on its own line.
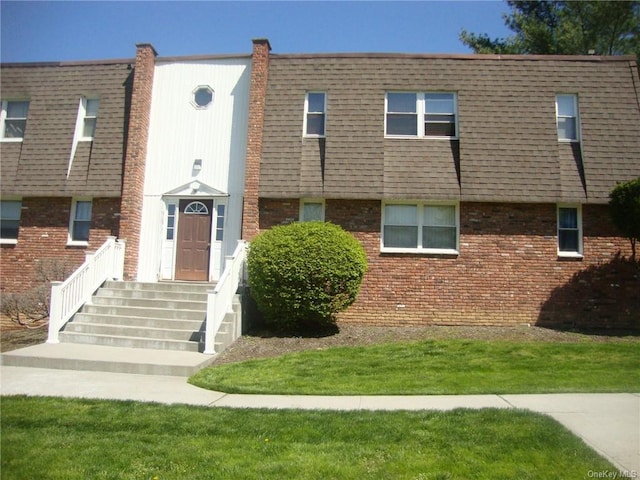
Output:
[257, 199, 638, 329]
[242, 39, 271, 241]
[0, 197, 120, 294]
[119, 43, 157, 280]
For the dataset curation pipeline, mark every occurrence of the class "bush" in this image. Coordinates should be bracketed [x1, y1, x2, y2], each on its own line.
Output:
[609, 176, 640, 260]
[247, 222, 367, 330]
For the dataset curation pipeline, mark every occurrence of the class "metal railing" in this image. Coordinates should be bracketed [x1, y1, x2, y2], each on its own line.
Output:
[203, 240, 247, 354]
[47, 236, 125, 343]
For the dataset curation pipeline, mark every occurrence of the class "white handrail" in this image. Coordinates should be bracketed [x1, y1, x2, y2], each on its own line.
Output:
[47, 236, 125, 344]
[203, 240, 247, 354]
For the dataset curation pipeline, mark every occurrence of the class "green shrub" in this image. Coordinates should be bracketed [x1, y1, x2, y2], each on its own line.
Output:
[609, 176, 640, 260]
[247, 222, 367, 329]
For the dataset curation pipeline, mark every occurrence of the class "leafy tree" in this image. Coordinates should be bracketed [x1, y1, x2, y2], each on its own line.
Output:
[609, 177, 640, 261]
[247, 222, 367, 331]
[460, 1, 640, 60]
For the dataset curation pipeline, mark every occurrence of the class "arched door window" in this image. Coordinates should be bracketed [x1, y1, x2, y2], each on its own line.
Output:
[184, 201, 209, 215]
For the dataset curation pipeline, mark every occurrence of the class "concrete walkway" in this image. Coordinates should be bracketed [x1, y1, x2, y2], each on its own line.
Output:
[1, 365, 638, 474]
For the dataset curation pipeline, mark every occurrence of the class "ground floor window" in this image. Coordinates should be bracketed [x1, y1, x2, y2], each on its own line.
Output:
[382, 201, 458, 254]
[300, 199, 325, 222]
[69, 199, 92, 245]
[0, 199, 21, 243]
[557, 204, 582, 257]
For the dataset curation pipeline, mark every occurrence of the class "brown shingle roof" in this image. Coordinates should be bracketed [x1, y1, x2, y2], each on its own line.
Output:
[0, 61, 133, 197]
[259, 54, 640, 203]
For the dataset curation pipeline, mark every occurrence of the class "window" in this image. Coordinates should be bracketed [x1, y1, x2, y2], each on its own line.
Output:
[166, 204, 176, 240]
[215, 203, 225, 241]
[82, 98, 100, 139]
[382, 202, 458, 253]
[556, 94, 579, 141]
[184, 201, 209, 214]
[300, 200, 325, 222]
[385, 92, 457, 138]
[1, 100, 29, 140]
[69, 200, 92, 244]
[425, 93, 457, 137]
[304, 92, 326, 137]
[386, 93, 418, 136]
[0, 200, 22, 242]
[192, 86, 214, 109]
[557, 205, 582, 256]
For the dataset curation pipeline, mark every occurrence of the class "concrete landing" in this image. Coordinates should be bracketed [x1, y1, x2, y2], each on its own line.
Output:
[0, 343, 217, 376]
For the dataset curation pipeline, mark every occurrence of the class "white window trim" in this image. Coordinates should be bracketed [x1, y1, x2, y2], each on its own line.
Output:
[303, 91, 327, 138]
[0, 198, 22, 244]
[67, 198, 92, 246]
[79, 97, 99, 142]
[385, 92, 458, 140]
[557, 204, 583, 258]
[555, 94, 581, 143]
[1, 100, 29, 142]
[191, 85, 214, 110]
[381, 200, 460, 255]
[299, 199, 326, 222]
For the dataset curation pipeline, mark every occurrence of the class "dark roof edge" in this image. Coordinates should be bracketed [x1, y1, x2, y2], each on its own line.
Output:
[155, 53, 252, 63]
[1, 58, 135, 68]
[270, 52, 638, 62]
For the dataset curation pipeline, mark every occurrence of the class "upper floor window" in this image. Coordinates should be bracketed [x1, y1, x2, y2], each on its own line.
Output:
[382, 202, 459, 254]
[0, 200, 22, 243]
[192, 86, 214, 109]
[1, 100, 29, 140]
[81, 98, 100, 140]
[385, 92, 457, 138]
[300, 199, 325, 222]
[69, 199, 92, 244]
[304, 92, 326, 137]
[557, 205, 582, 257]
[556, 94, 579, 141]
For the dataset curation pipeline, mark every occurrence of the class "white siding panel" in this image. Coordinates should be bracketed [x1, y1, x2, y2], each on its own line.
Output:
[137, 196, 164, 282]
[144, 59, 251, 196]
[138, 58, 251, 282]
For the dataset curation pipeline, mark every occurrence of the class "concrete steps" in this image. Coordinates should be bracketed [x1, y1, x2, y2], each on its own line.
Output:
[59, 281, 210, 352]
[1, 281, 242, 376]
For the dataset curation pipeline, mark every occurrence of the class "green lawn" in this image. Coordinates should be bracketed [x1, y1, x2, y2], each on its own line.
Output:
[1, 396, 616, 480]
[189, 339, 640, 395]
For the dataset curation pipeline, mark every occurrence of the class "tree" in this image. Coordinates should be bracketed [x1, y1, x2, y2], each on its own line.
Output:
[247, 222, 367, 331]
[460, 1, 640, 60]
[609, 177, 640, 261]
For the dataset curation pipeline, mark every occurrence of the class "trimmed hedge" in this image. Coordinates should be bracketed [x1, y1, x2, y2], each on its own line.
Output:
[247, 222, 367, 329]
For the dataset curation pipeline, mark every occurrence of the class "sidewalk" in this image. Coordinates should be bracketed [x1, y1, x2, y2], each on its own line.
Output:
[1, 365, 638, 474]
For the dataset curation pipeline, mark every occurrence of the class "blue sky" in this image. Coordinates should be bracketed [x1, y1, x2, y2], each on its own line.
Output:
[1, 1, 512, 63]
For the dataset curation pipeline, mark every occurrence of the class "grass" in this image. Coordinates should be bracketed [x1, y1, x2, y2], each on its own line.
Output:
[189, 339, 640, 395]
[1, 396, 617, 480]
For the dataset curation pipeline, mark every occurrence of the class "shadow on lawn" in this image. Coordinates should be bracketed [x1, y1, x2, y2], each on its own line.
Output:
[537, 254, 640, 335]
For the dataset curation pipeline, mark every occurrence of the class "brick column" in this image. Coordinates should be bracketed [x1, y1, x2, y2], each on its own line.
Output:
[120, 43, 157, 280]
[241, 38, 271, 240]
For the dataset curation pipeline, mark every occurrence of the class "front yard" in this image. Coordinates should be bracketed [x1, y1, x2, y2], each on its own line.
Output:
[190, 338, 640, 395]
[1, 396, 618, 479]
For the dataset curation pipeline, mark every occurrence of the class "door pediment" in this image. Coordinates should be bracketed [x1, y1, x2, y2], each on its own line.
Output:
[163, 181, 228, 198]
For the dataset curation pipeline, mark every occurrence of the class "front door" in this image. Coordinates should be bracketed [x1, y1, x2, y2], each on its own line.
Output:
[175, 199, 213, 281]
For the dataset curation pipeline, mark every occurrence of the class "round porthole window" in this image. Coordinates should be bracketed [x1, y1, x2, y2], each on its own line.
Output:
[192, 86, 214, 109]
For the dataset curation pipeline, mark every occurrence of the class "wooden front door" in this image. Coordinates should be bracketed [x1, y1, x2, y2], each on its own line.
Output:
[175, 199, 213, 281]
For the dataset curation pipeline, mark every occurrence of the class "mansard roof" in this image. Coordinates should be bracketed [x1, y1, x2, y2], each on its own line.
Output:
[0, 60, 133, 197]
[259, 53, 640, 204]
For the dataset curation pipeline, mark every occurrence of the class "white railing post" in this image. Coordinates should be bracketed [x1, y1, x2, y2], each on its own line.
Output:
[204, 289, 218, 355]
[47, 281, 63, 344]
[45, 237, 126, 344]
[203, 240, 247, 355]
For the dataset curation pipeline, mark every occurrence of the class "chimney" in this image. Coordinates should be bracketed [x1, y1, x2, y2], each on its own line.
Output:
[241, 38, 271, 240]
[120, 43, 157, 280]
